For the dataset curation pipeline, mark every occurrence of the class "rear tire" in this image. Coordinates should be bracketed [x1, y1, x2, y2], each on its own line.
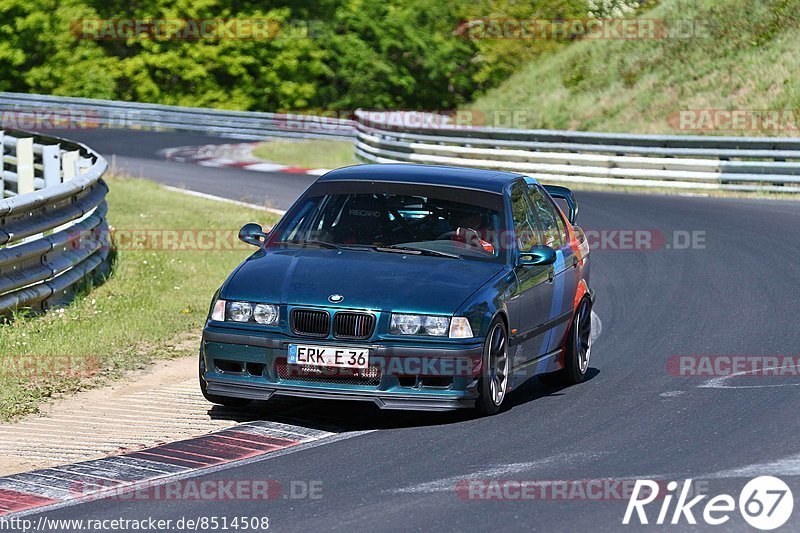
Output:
[199, 350, 252, 408]
[541, 298, 592, 386]
[475, 318, 510, 416]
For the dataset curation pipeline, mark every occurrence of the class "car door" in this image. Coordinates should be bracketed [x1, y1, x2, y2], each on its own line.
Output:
[526, 182, 577, 354]
[508, 182, 554, 369]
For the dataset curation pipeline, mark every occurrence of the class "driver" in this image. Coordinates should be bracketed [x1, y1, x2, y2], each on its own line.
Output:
[449, 210, 495, 254]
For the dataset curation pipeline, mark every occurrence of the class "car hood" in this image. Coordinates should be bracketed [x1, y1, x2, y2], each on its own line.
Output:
[222, 246, 505, 314]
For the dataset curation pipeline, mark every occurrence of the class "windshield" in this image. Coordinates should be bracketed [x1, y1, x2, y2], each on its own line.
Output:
[276, 190, 504, 262]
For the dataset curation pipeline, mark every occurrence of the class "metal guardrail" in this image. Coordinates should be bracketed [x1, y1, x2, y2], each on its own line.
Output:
[0, 130, 111, 316]
[0, 92, 356, 141]
[3, 93, 798, 192]
[353, 110, 800, 193]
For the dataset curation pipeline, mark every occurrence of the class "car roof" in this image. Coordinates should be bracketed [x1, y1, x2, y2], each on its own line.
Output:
[316, 164, 534, 194]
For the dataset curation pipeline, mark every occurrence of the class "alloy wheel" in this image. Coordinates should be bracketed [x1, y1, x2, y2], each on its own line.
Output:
[488, 323, 509, 405]
[575, 300, 592, 374]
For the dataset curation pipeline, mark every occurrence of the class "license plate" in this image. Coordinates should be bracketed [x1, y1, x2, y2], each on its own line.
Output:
[288, 344, 369, 369]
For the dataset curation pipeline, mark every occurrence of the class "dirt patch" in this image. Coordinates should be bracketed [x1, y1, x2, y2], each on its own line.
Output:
[0, 355, 247, 476]
[37, 355, 196, 417]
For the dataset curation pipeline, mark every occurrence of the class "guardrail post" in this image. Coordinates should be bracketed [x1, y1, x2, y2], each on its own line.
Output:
[41, 143, 61, 187]
[78, 157, 93, 175]
[61, 149, 79, 180]
[15, 136, 34, 194]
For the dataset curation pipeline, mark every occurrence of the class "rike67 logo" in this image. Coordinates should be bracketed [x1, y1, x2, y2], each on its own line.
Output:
[623, 476, 794, 530]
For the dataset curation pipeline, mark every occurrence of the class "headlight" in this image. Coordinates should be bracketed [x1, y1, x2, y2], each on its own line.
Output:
[423, 316, 450, 336]
[214, 300, 279, 325]
[390, 314, 423, 335]
[254, 303, 279, 325]
[390, 314, 450, 336]
[228, 301, 253, 322]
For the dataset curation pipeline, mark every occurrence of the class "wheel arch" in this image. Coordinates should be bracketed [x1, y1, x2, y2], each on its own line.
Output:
[493, 309, 510, 331]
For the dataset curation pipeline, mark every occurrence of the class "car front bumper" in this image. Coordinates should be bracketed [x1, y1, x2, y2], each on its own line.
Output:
[202, 326, 485, 411]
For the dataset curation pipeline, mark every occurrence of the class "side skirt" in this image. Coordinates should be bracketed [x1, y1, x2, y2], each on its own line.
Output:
[509, 347, 563, 390]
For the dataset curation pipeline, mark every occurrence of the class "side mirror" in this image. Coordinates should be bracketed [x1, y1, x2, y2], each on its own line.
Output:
[239, 223, 268, 247]
[518, 245, 557, 266]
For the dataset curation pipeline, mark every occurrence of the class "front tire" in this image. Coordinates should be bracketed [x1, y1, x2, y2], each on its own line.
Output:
[199, 351, 252, 408]
[475, 318, 510, 416]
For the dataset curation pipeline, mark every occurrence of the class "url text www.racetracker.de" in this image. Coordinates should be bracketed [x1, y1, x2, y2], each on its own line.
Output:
[0, 515, 271, 532]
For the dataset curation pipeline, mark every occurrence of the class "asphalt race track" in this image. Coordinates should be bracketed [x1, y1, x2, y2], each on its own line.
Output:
[64, 129, 320, 210]
[25, 130, 800, 531]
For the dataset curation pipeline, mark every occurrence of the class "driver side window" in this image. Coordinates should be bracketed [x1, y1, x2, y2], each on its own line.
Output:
[527, 185, 564, 249]
[510, 184, 541, 252]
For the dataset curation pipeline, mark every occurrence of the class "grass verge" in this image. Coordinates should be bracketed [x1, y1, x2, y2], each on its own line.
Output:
[252, 139, 357, 169]
[470, 0, 800, 135]
[0, 176, 279, 421]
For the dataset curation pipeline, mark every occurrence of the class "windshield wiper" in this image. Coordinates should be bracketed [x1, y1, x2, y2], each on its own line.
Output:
[284, 239, 344, 250]
[373, 245, 460, 259]
[284, 239, 373, 252]
[283, 240, 457, 258]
